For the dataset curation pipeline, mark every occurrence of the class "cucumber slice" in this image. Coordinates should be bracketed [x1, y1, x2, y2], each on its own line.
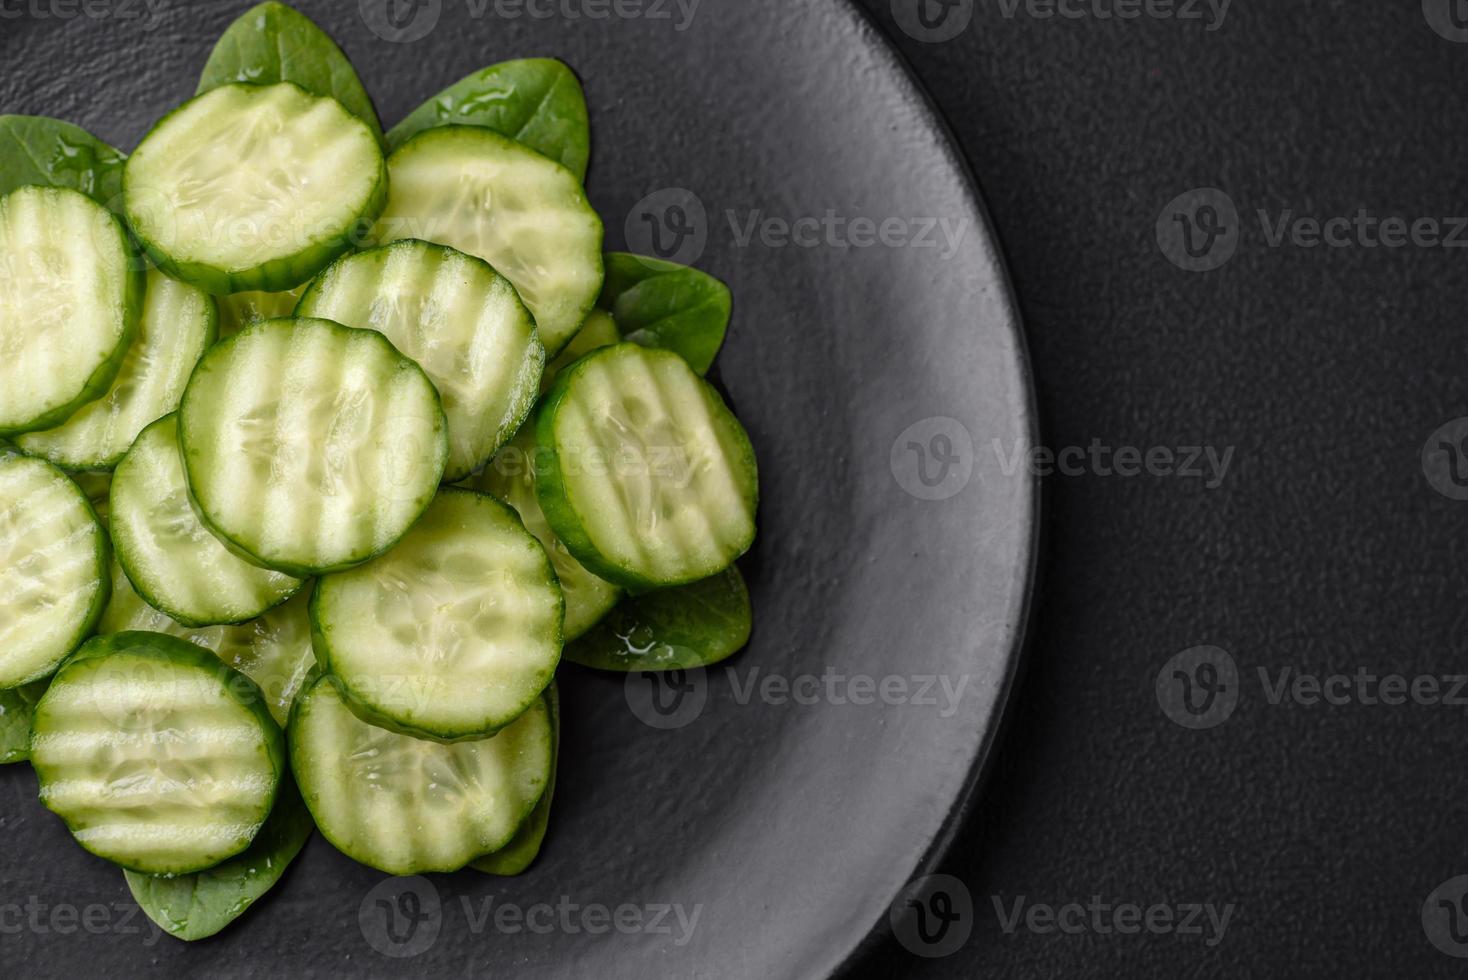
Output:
[543, 309, 621, 389]
[471, 684, 558, 875]
[17, 269, 217, 470]
[98, 563, 315, 728]
[30, 631, 285, 875]
[536, 344, 759, 589]
[371, 126, 603, 355]
[0, 452, 110, 687]
[1, 679, 48, 764]
[311, 488, 562, 741]
[178, 316, 449, 576]
[71, 471, 112, 525]
[123, 83, 387, 294]
[218, 286, 303, 338]
[566, 566, 752, 671]
[290, 674, 553, 875]
[297, 240, 545, 481]
[111, 414, 303, 627]
[600, 253, 732, 375]
[476, 427, 620, 640]
[0, 185, 143, 435]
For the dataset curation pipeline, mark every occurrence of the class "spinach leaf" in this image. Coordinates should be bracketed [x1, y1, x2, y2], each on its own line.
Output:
[0, 116, 126, 209]
[565, 567, 751, 672]
[471, 685, 559, 875]
[387, 59, 590, 180]
[600, 253, 732, 375]
[197, 2, 384, 145]
[125, 776, 314, 940]
[0, 680, 48, 765]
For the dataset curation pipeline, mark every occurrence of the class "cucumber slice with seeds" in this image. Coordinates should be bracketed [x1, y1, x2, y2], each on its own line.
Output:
[536, 344, 758, 590]
[0, 186, 143, 435]
[566, 566, 752, 672]
[0, 452, 109, 687]
[178, 316, 449, 576]
[123, 83, 386, 294]
[30, 631, 284, 875]
[297, 240, 544, 481]
[111, 414, 303, 627]
[290, 673, 553, 875]
[312, 488, 562, 741]
[476, 427, 620, 640]
[371, 126, 603, 355]
[18, 269, 216, 470]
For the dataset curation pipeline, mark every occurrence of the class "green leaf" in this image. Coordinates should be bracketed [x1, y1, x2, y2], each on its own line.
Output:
[599, 253, 732, 375]
[0, 680, 48, 765]
[471, 685, 559, 875]
[0, 116, 126, 210]
[387, 59, 590, 180]
[197, 2, 383, 145]
[125, 776, 314, 940]
[565, 567, 751, 672]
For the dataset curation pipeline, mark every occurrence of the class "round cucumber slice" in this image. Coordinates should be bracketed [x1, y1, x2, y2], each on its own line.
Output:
[312, 488, 562, 741]
[566, 566, 752, 671]
[123, 83, 387, 294]
[0, 451, 109, 687]
[536, 344, 759, 589]
[290, 674, 553, 875]
[18, 269, 217, 470]
[111, 414, 303, 627]
[178, 316, 449, 576]
[30, 631, 284, 875]
[476, 427, 620, 640]
[371, 126, 603, 355]
[470, 684, 558, 876]
[98, 562, 315, 728]
[297, 240, 545, 482]
[0, 185, 143, 435]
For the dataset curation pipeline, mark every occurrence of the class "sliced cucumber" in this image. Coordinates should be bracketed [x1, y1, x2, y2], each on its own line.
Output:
[218, 286, 303, 338]
[1, 679, 48, 764]
[371, 126, 603, 355]
[111, 414, 303, 627]
[476, 427, 620, 640]
[0, 185, 143, 435]
[600, 252, 731, 375]
[290, 674, 553, 875]
[71, 471, 112, 525]
[30, 631, 285, 875]
[297, 240, 545, 481]
[471, 684, 558, 875]
[312, 488, 562, 741]
[178, 316, 449, 576]
[18, 269, 217, 470]
[536, 344, 759, 589]
[123, 83, 386, 294]
[567, 566, 751, 671]
[543, 309, 620, 389]
[98, 563, 316, 728]
[0, 452, 109, 687]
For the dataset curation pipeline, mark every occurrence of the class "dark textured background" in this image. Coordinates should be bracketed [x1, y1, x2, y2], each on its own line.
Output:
[856, 0, 1468, 977]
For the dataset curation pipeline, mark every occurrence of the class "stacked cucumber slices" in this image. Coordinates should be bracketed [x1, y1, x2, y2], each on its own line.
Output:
[0, 2, 758, 943]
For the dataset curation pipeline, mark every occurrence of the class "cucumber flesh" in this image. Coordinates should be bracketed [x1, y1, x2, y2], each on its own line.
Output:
[536, 344, 758, 589]
[30, 631, 285, 875]
[178, 316, 449, 576]
[0, 452, 110, 687]
[70, 471, 112, 525]
[543, 309, 620, 390]
[476, 427, 620, 640]
[1, 679, 48, 764]
[291, 674, 552, 875]
[312, 488, 562, 740]
[18, 269, 216, 470]
[111, 414, 303, 627]
[0, 186, 143, 435]
[218, 286, 302, 338]
[123, 83, 386, 294]
[471, 684, 558, 875]
[566, 566, 752, 671]
[371, 126, 603, 355]
[297, 240, 544, 481]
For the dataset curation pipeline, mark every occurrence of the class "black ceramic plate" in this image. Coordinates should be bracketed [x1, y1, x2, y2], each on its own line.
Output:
[0, 1, 1037, 975]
